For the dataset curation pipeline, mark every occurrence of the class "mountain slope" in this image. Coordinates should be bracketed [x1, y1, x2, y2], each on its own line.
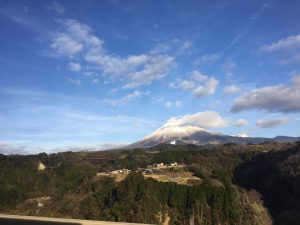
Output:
[129, 124, 300, 148]
[234, 143, 300, 225]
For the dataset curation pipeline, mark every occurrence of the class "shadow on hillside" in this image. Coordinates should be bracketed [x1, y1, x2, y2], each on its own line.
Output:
[233, 144, 300, 225]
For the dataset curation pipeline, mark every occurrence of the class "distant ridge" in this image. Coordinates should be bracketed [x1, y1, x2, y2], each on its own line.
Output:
[128, 124, 300, 148]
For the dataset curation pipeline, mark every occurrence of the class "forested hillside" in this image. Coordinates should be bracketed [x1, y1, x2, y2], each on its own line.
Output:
[1, 142, 297, 225]
[235, 142, 300, 225]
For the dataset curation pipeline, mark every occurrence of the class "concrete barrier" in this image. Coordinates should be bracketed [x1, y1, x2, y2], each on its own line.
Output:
[0, 214, 153, 225]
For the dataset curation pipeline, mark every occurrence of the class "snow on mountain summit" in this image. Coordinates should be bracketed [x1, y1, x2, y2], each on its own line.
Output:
[143, 111, 227, 142]
[144, 124, 205, 141]
[128, 121, 300, 148]
[235, 133, 250, 138]
[127, 111, 300, 148]
[128, 122, 226, 148]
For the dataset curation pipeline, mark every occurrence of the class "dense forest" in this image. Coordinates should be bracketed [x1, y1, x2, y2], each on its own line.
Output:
[0, 142, 299, 225]
[235, 142, 300, 225]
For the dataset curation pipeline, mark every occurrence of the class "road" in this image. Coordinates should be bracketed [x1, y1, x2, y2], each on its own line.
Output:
[0, 214, 152, 225]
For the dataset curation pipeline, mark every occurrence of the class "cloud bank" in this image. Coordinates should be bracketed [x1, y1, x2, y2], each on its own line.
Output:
[50, 19, 174, 88]
[222, 85, 240, 95]
[103, 90, 149, 106]
[165, 111, 228, 129]
[0, 143, 29, 155]
[234, 119, 248, 127]
[231, 75, 300, 113]
[256, 117, 289, 128]
[260, 34, 300, 52]
[260, 34, 300, 65]
[170, 70, 219, 97]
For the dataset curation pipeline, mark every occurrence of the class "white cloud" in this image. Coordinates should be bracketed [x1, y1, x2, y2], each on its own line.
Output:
[223, 60, 236, 81]
[197, 53, 220, 65]
[121, 55, 174, 88]
[83, 71, 95, 76]
[68, 62, 81, 72]
[177, 40, 193, 54]
[152, 96, 164, 104]
[165, 111, 229, 129]
[51, 35, 83, 57]
[50, 19, 174, 88]
[222, 85, 241, 95]
[103, 90, 148, 106]
[91, 78, 99, 84]
[0, 143, 28, 155]
[170, 70, 219, 98]
[279, 53, 300, 65]
[190, 70, 209, 81]
[62, 19, 103, 47]
[165, 100, 182, 108]
[55, 142, 128, 153]
[0, 87, 166, 153]
[234, 118, 248, 127]
[47, 2, 65, 14]
[256, 117, 289, 128]
[260, 34, 300, 65]
[231, 75, 300, 113]
[66, 77, 81, 86]
[175, 100, 182, 107]
[51, 19, 103, 58]
[260, 34, 300, 52]
[150, 43, 170, 54]
[165, 101, 173, 108]
[192, 77, 219, 97]
[150, 39, 192, 55]
[0, 88, 159, 147]
[181, 80, 196, 89]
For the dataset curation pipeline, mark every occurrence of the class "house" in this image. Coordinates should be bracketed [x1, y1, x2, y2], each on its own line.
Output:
[170, 162, 178, 167]
[142, 169, 153, 174]
[155, 163, 165, 168]
[110, 169, 131, 175]
[122, 169, 131, 174]
[111, 170, 120, 175]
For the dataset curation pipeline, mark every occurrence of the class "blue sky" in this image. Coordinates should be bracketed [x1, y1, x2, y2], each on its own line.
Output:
[0, 0, 300, 153]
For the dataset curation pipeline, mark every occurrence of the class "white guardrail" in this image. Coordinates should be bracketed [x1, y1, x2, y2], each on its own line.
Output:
[0, 214, 153, 225]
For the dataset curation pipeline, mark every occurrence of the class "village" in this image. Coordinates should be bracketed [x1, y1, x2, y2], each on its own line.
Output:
[96, 162, 202, 185]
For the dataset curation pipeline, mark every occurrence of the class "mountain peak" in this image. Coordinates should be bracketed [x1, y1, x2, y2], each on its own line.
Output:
[144, 124, 205, 140]
[129, 124, 225, 148]
[128, 123, 300, 149]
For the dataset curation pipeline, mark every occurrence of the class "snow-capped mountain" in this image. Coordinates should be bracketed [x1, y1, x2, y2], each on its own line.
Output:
[128, 124, 300, 148]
